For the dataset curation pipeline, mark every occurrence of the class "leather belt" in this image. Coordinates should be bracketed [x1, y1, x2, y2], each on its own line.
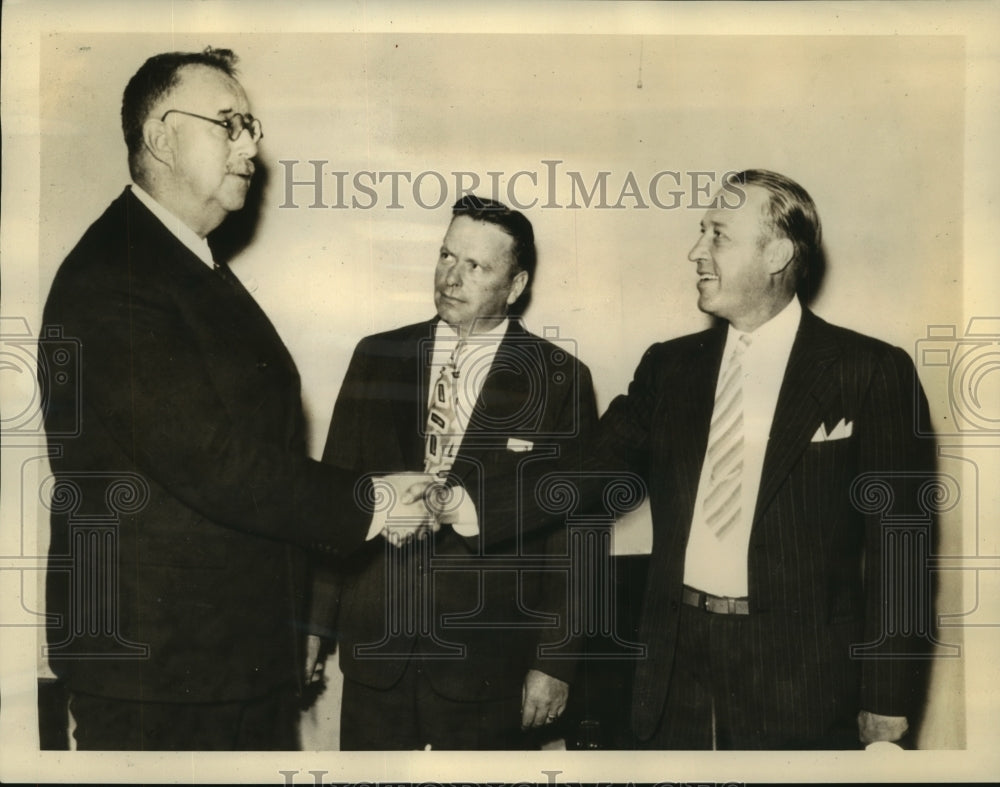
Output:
[682, 585, 750, 615]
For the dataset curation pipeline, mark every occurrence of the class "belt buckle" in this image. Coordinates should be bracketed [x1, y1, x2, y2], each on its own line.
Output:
[704, 595, 725, 614]
[704, 593, 746, 615]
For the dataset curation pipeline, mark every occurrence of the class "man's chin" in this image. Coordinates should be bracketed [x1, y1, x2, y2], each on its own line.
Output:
[436, 309, 469, 335]
[223, 177, 251, 203]
[221, 192, 249, 212]
[435, 300, 462, 321]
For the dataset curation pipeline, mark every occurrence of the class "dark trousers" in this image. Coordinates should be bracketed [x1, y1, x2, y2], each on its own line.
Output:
[641, 602, 722, 749]
[639, 603, 859, 750]
[340, 660, 525, 750]
[69, 687, 300, 750]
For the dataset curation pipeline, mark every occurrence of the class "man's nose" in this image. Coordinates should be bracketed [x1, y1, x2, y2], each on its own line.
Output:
[688, 234, 709, 263]
[444, 261, 462, 287]
[233, 128, 258, 158]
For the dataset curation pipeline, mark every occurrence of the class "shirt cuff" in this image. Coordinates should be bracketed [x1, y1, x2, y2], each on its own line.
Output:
[366, 507, 387, 541]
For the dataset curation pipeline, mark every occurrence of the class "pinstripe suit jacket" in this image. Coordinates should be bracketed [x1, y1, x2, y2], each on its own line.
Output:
[597, 306, 936, 745]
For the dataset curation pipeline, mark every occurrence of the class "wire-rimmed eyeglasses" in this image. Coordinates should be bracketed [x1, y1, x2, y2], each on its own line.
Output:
[160, 109, 263, 142]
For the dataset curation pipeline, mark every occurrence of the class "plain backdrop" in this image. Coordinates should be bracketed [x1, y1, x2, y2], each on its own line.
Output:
[12, 27, 975, 759]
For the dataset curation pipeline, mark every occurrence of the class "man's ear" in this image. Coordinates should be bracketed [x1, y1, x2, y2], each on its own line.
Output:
[142, 117, 175, 169]
[765, 236, 794, 276]
[506, 270, 529, 305]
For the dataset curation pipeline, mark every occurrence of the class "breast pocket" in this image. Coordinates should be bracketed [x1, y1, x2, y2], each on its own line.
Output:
[804, 433, 855, 461]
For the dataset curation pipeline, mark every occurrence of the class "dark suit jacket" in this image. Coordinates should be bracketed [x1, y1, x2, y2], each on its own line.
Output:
[314, 318, 597, 702]
[40, 188, 372, 703]
[597, 306, 936, 745]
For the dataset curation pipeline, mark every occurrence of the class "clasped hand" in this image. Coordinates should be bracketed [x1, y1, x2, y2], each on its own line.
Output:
[374, 472, 465, 546]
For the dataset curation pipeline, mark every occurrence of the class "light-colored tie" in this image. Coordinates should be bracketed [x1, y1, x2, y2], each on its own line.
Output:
[703, 334, 751, 539]
[424, 341, 464, 476]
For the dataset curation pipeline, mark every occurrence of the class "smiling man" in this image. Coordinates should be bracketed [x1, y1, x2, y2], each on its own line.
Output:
[309, 195, 597, 750]
[39, 47, 398, 750]
[591, 169, 937, 748]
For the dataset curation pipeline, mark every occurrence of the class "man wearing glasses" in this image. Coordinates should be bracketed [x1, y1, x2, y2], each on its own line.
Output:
[39, 47, 414, 749]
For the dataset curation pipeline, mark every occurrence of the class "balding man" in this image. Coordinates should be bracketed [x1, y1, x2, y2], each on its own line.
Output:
[40, 47, 422, 750]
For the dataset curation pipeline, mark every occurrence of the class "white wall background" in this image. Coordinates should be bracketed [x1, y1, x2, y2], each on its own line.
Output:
[40, 33, 967, 417]
[5, 5, 998, 780]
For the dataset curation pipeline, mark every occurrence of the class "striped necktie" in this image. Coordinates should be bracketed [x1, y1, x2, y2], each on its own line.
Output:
[703, 334, 752, 539]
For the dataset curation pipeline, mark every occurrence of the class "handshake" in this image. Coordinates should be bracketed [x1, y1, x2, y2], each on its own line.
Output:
[371, 472, 475, 546]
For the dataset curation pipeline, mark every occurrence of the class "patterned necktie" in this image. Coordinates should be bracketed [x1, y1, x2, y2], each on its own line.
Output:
[703, 334, 752, 539]
[424, 341, 464, 476]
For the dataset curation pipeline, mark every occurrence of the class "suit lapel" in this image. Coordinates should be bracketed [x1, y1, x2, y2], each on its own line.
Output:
[465, 320, 533, 435]
[396, 320, 436, 471]
[123, 189, 306, 444]
[447, 320, 532, 488]
[127, 188, 283, 355]
[754, 310, 842, 522]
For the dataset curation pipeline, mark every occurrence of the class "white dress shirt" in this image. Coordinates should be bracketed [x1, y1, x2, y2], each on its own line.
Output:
[683, 297, 802, 596]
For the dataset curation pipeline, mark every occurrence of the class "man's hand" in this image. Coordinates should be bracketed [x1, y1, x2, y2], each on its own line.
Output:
[416, 478, 468, 527]
[374, 473, 441, 546]
[858, 709, 909, 745]
[521, 669, 569, 730]
[304, 633, 325, 685]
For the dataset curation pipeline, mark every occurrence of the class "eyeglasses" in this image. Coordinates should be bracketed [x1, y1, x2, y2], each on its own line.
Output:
[160, 109, 263, 142]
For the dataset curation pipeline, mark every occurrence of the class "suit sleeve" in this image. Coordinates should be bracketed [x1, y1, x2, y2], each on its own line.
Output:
[321, 337, 375, 470]
[589, 343, 663, 478]
[529, 359, 600, 685]
[457, 341, 659, 550]
[42, 264, 373, 557]
[856, 345, 937, 718]
[307, 340, 376, 641]
[543, 342, 662, 524]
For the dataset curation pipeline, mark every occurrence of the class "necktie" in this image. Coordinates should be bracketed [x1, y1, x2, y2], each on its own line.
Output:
[703, 334, 751, 539]
[424, 341, 464, 476]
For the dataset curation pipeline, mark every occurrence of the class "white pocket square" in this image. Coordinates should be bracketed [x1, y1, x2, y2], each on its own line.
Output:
[811, 418, 854, 442]
[506, 437, 534, 452]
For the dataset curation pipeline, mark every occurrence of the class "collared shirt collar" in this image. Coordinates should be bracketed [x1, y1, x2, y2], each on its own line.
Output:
[726, 295, 802, 350]
[433, 316, 510, 347]
[130, 183, 215, 269]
